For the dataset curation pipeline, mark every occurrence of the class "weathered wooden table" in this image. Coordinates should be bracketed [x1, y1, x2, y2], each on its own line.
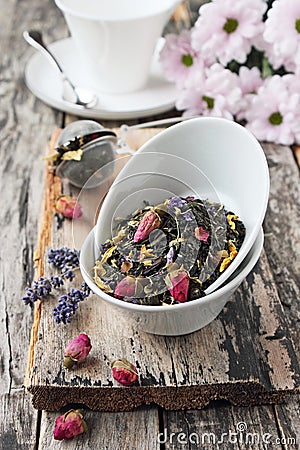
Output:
[1, 1, 299, 449]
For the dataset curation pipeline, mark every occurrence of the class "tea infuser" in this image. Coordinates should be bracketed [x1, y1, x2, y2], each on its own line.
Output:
[53, 117, 196, 188]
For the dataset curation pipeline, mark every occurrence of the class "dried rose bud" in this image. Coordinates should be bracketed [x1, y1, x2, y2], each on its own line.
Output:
[114, 276, 136, 299]
[64, 333, 92, 369]
[165, 269, 189, 303]
[195, 226, 209, 243]
[133, 210, 161, 243]
[55, 195, 83, 219]
[112, 358, 138, 386]
[54, 409, 87, 440]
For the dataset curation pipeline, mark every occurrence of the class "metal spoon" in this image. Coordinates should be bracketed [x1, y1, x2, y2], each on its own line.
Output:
[23, 30, 98, 109]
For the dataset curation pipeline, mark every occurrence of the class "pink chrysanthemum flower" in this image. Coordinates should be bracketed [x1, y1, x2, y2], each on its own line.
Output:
[254, 34, 288, 71]
[159, 29, 204, 88]
[236, 66, 263, 120]
[238, 66, 263, 95]
[192, 0, 267, 66]
[264, 0, 300, 72]
[176, 63, 242, 119]
[244, 75, 300, 145]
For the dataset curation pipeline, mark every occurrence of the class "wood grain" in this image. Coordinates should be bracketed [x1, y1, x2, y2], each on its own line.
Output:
[25, 129, 300, 413]
[162, 405, 284, 449]
[0, 0, 66, 447]
[39, 407, 160, 450]
[263, 144, 300, 351]
[2, 0, 300, 446]
[163, 142, 300, 450]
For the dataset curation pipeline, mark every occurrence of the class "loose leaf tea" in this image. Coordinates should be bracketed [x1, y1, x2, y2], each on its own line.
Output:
[45, 131, 116, 166]
[93, 196, 245, 306]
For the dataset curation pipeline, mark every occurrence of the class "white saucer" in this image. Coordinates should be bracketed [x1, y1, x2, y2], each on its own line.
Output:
[24, 37, 177, 120]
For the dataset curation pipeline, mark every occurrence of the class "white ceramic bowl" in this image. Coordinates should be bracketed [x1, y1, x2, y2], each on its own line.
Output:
[80, 227, 264, 336]
[95, 117, 269, 294]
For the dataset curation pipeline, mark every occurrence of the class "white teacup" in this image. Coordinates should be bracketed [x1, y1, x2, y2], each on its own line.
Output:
[55, 0, 181, 94]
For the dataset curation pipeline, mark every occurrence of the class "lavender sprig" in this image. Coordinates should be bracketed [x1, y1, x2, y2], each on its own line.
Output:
[53, 285, 91, 324]
[21, 248, 91, 325]
[22, 287, 41, 307]
[50, 275, 64, 289]
[48, 248, 79, 281]
[48, 247, 79, 268]
[22, 277, 53, 307]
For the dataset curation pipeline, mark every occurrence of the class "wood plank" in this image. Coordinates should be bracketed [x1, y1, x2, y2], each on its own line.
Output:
[25, 130, 300, 412]
[162, 404, 285, 449]
[5, 0, 298, 448]
[163, 142, 300, 449]
[39, 407, 160, 449]
[262, 143, 300, 449]
[0, 389, 39, 450]
[275, 399, 300, 449]
[0, 0, 67, 448]
[262, 144, 300, 353]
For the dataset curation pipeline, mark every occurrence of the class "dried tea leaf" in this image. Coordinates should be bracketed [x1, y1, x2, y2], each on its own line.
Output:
[43, 152, 60, 162]
[94, 276, 112, 293]
[219, 243, 238, 272]
[101, 246, 116, 264]
[143, 259, 153, 266]
[92, 195, 245, 306]
[94, 261, 106, 278]
[169, 237, 185, 247]
[120, 261, 133, 273]
[61, 149, 83, 161]
[128, 220, 140, 227]
[140, 244, 155, 259]
[113, 229, 126, 244]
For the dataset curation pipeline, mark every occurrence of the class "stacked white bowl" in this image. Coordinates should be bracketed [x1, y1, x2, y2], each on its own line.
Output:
[80, 118, 269, 335]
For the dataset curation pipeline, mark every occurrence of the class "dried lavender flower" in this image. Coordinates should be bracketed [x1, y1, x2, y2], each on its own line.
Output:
[167, 196, 187, 209]
[22, 247, 91, 325]
[22, 288, 40, 307]
[48, 248, 80, 271]
[61, 267, 76, 281]
[53, 287, 91, 324]
[32, 277, 52, 297]
[50, 275, 64, 289]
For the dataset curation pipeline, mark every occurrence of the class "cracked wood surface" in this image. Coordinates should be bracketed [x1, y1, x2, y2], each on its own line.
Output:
[0, 0, 66, 447]
[25, 133, 300, 415]
[25, 130, 299, 448]
[1, 0, 300, 448]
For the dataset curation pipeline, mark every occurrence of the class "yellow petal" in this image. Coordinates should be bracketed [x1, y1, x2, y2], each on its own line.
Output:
[101, 246, 116, 264]
[61, 149, 83, 161]
[42, 152, 60, 161]
[94, 276, 112, 293]
[227, 214, 240, 230]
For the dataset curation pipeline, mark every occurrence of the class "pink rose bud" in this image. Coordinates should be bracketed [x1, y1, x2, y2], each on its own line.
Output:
[166, 270, 190, 303]
[133, 210, 161, 243]
[195, 226, 209, 243]
[55, 195, 83, 219]
[112, 358, 138, 386]
[64, 333, 92, 369]
[114, 276, 136, 299]
[54, 409, 87, 440]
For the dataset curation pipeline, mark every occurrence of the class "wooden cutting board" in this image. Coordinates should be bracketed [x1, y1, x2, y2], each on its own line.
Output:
[25, 128, 300, 411]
